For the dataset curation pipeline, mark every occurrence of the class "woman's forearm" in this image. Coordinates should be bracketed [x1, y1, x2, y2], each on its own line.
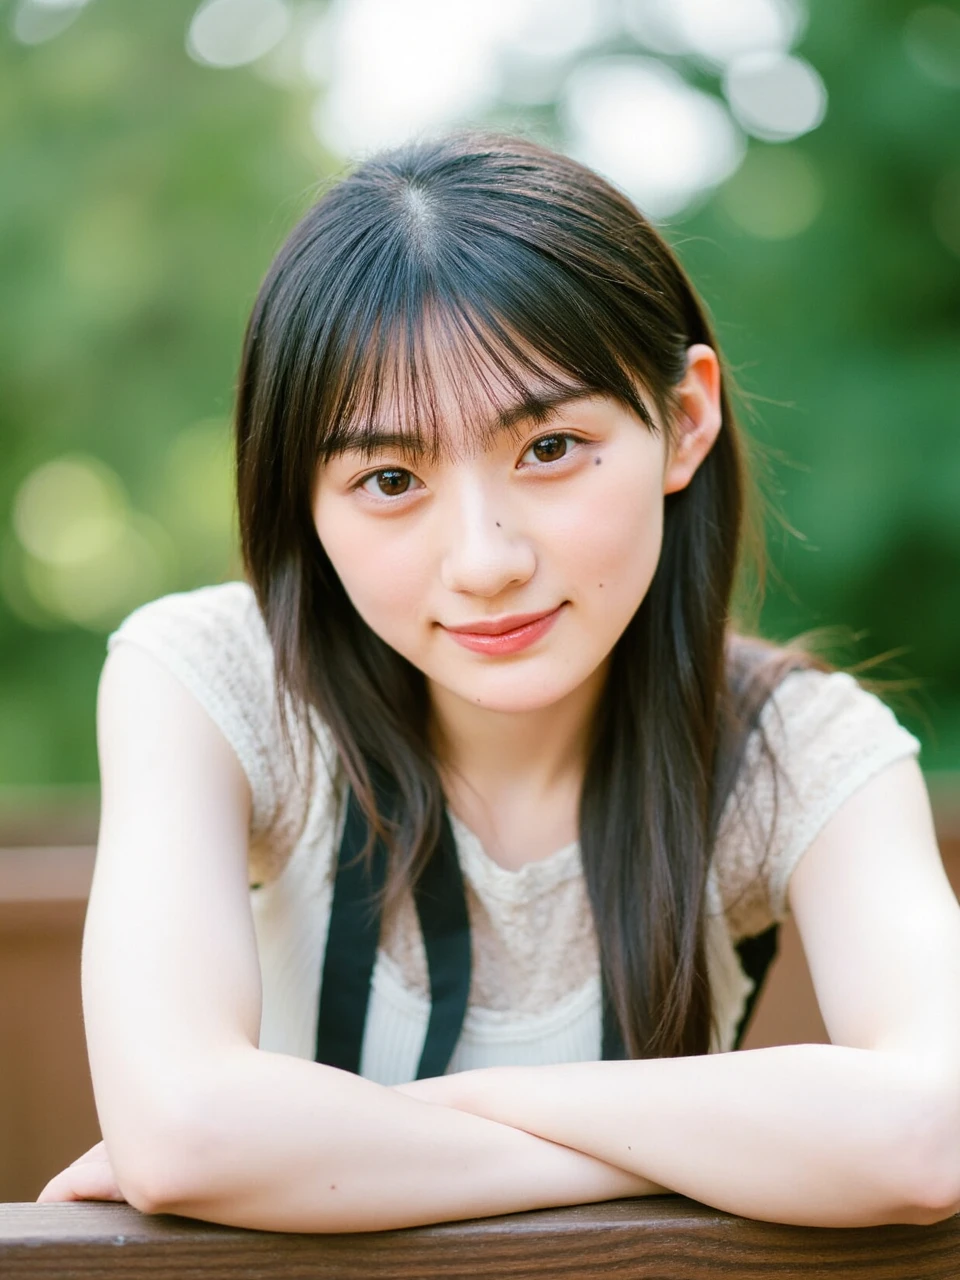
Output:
[407, 1046, 957, 1228]
[131, 1047, 667, 1231]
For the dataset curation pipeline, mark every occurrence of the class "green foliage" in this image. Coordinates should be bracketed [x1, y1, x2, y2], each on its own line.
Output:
[678, 0, 960, 763]
[1, 0, 958, 785]
[0, 0, 325, 783]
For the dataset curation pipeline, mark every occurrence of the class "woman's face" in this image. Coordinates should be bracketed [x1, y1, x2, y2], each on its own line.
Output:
[312, 345, 720, 718]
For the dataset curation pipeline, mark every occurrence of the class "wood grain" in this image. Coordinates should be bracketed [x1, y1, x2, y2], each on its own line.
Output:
[1, 1199, 958, 1279]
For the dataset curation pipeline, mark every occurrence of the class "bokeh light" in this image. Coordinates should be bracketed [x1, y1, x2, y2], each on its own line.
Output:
[903, 5, 960, 89]
[723, 52, 826, 142]
[507, 0, 611, 62]
[11, 0, 89, 45]
[621, 0, 805, 66]
[153, 419, 238, 584]
[11, 457, 175, 630]
[718, 144, 823, 238]
[561, 56, 744, 219]
[312, 0, 506, 153]
[187, 0, 290, 70]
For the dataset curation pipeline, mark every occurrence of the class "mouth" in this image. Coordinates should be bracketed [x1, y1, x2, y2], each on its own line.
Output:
[442, 604, 566, 655]
[443, 607, 563, 636]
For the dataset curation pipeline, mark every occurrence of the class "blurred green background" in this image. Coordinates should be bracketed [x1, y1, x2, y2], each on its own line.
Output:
[1, 0, 959, 794]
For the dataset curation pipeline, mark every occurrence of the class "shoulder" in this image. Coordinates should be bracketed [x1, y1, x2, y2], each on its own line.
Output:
[108, 583, 332, 882]
[759, 666, 915, 745]
[109, 581, 270, 677]
[712, 666, 921, 940]
[108, 583, 276, 791]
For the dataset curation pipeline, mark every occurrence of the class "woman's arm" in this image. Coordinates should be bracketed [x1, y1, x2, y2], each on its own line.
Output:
[395, 759, 960, 1229]
[85, 644, 665, 1231]
[147, 1048, 670, 1231]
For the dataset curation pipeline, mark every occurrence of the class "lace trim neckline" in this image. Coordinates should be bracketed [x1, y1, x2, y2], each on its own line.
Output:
[446, 809, 583, 901]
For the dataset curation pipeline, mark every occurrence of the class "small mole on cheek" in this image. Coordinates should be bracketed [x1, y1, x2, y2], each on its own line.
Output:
[330, 1184, 337, 1191]
[495, 521, 501, 527]
[598, 583, 603, 588]
[594, 456, 602, 465]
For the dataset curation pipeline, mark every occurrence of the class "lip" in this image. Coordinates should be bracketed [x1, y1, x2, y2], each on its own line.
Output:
[444, 608, 561, 636]
[442, 604, 566, 656]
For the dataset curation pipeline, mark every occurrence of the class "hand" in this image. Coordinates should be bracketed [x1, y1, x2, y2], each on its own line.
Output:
[36, 1139, 127, 1203]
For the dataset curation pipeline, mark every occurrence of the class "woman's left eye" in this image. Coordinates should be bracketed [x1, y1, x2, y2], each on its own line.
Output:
[521, 434, 582, 466]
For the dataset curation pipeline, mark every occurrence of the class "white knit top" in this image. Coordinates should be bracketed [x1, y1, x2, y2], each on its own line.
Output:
[109, 582, 921, 1082]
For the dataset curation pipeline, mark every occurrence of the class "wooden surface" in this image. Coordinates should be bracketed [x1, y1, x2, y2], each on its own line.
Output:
[1, 1199, 959, 1280]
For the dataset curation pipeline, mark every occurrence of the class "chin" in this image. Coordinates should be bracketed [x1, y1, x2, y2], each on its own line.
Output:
[443, 670, 589, 714]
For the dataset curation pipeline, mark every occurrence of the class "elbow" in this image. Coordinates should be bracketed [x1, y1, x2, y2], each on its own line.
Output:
[121, 1172, 188, 1219]
[903, 1170, 960, 1227]
[893, 1072, 960, 1226]
[109, 1079, 234, 1216]
[118, 1139, 209, 1218]
[907, 1152, 960, 1227]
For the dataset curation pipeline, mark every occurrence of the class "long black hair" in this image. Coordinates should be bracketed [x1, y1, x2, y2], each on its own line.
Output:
[235, 132, 821, 1058]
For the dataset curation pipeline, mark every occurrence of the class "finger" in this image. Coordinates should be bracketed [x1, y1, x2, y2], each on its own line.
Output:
[68, 1140, 108, 1167]
[37, 1161, 125, 1204]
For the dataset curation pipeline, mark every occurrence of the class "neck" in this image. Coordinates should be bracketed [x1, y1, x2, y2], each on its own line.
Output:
[427, 659, 609, 806]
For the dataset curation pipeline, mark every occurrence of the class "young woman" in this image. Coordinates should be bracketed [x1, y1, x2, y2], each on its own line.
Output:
[40, 133, 960, 1230]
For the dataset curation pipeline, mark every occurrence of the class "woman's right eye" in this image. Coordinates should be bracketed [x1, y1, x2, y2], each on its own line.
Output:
[355, 468, 421, 500]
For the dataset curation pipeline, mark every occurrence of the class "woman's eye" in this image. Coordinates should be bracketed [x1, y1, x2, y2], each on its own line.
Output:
[357, 468, 420, 499]
[522, 433, 579, 465]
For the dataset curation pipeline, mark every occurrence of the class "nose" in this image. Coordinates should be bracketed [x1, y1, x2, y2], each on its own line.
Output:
[438, 475, 536, 597]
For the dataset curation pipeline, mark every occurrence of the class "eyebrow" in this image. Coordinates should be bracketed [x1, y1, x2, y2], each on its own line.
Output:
[329, 387, 599, 462]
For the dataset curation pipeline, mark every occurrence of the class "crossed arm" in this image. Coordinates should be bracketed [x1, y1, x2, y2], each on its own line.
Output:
[45, 646, 960, 1231]
[390, 753, 960, 1229]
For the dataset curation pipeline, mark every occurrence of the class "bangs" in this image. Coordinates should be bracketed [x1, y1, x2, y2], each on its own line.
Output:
[310, 269, 661, 470]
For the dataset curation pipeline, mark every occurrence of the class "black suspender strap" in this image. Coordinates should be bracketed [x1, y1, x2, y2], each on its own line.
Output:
[731, 923, 779, 1050]
[314, 782, 389, 1075]
[600, 977, 626, 1060]
[410, 811, 472, 1078]
[315, 776, 472, 1080]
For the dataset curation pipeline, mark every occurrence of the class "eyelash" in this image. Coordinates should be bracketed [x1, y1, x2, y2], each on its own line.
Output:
[351, 433, 588, 501]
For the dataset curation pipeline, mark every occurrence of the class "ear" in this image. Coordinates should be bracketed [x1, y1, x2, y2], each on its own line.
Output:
[662, 344, 723, 496]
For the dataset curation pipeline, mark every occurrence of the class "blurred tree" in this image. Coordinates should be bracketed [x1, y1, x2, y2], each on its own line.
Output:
[0, 0, 325, 784]
[0, 0, 957, 789]
[679, 0, 960, 763]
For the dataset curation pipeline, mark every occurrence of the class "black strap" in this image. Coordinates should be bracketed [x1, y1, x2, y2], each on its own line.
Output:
[731, 923, 779, 1049]
[314, 783, 389, 1074]
[600, 982, 627, 1060]
[410, 808, 472, 1078]
[316, 778, 472, 1079]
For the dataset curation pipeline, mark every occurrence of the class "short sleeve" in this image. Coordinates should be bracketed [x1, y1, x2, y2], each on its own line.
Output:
[107, 582, 320, 885]
[711, 669, 922, 941]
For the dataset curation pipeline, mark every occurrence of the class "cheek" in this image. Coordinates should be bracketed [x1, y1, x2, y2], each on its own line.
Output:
[314, 499, 429, 638]
[555, 461, 665, 601]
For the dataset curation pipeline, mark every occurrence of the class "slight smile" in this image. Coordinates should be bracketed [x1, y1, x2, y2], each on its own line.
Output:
[442, 605, 567, 656]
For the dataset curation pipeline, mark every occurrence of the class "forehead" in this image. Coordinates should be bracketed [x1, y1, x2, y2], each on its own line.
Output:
[317, 306, 655, 465]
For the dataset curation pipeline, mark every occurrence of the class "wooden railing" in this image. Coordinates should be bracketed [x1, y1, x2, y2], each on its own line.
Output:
[2, 1198, 959, 1279]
